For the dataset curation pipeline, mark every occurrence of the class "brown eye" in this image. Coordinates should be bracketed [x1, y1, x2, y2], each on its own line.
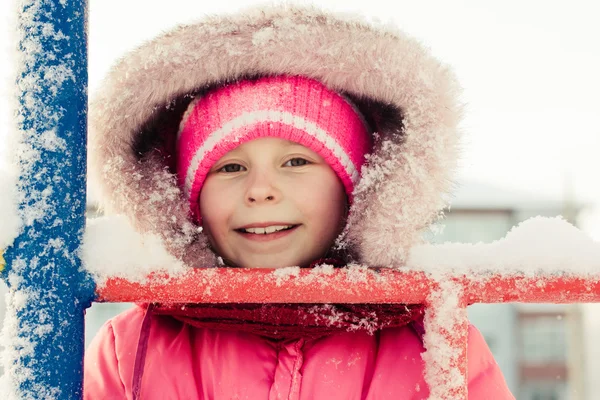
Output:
[219, 164, 246, 173]
[284, 158, 309, 167]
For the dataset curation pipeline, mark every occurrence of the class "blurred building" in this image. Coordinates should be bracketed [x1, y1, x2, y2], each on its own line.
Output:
[434, 180, 589, 400]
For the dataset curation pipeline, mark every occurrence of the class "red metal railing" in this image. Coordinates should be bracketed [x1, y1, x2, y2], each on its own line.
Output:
[97, 268, 600, 304]
[97, 268, 600, 398]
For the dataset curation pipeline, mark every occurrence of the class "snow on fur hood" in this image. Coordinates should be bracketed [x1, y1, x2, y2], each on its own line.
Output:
[88, 4, 462, 268]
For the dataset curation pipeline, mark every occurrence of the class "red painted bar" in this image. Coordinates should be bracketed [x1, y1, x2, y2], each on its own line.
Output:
[95, 268, 600, 398]
[96, 268, 600, 304]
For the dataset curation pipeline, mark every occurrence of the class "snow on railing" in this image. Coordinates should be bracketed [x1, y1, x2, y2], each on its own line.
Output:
[2, 1, 600, 400]
[90, 216, 600, 400]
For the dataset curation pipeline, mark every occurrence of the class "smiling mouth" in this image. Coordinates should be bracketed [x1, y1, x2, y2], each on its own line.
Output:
[235, 224, 299, 235]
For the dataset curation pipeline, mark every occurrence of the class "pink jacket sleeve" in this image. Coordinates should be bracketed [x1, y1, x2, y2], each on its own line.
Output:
[467, 325, 515, 399]
[84, 321, 127, 400]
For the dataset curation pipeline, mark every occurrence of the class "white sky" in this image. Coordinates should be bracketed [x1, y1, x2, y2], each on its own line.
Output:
[1, 0, 599, 236]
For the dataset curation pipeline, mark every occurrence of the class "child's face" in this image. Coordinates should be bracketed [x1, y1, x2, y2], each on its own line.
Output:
[199, 137, 347, 268]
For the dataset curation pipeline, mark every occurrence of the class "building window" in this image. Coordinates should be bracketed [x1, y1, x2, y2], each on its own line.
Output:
[431, 210, 513, 244]
[519, 315, 567, 363]
[520, 381, 566, 400]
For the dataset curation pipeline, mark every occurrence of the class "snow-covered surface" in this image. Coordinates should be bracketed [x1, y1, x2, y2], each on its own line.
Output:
[82, 215, 187, 285]
[271, 266, 301, 286]
[422, 280, 466, 400]
[269, 263, 364, 288]
[407, 216, 600, 278]
[83, 215, 600, 284]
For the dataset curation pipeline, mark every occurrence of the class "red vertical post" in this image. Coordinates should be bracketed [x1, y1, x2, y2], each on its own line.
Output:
[422, 280, 469, 399]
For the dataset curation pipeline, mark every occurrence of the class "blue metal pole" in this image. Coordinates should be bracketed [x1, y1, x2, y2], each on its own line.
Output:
[2, 0, 94, 398]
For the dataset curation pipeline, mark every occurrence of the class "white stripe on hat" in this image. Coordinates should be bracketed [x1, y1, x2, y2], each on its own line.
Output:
[184, 110, 360, 198]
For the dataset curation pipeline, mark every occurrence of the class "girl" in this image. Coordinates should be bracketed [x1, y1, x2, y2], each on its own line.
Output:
[85, 4, 513, 399]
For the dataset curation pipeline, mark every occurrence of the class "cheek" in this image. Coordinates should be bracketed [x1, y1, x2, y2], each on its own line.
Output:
[199, 181, 230, 238]
[300, 173, 347, 231]
[321, 187, 347, 229]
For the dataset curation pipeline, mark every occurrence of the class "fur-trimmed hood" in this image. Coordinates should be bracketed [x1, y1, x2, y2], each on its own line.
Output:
[88, 4, 462, 268]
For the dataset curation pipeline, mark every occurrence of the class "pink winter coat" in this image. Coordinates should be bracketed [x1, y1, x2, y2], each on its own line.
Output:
[84, 306, 513, 399]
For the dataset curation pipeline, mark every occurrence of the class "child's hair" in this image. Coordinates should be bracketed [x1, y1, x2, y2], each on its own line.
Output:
[175, 75, 372, 224]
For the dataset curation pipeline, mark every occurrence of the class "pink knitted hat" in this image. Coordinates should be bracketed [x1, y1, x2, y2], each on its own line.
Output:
[177, 75, 372, 222]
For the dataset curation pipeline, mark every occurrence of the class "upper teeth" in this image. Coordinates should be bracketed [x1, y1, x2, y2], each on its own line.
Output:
[242, 225, 293, 234]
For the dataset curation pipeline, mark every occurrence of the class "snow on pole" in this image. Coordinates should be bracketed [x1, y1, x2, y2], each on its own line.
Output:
[0, 1, 94, 399]
[422, 280, 468, 400]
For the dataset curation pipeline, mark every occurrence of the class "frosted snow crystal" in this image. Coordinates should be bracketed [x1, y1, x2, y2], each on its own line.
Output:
[309, 263, 335, 276]
[271, 266, 301, 286]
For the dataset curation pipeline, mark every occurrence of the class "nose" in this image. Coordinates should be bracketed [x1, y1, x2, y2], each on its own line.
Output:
[245, 169, 281, 205]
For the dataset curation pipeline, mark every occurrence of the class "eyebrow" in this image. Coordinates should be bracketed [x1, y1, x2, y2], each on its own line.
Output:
[285, 141, 306, 149]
